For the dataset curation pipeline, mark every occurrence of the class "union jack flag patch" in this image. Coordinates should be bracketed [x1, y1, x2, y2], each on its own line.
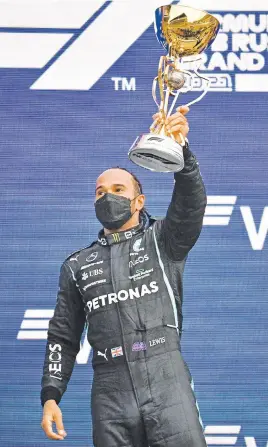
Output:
[111, 346, 123, 358]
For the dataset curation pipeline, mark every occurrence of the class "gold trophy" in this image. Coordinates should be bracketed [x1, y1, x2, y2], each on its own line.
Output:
[128, 5, 220, 173]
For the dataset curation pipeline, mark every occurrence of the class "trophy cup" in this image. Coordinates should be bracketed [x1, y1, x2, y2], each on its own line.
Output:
[128, 5, 220, 173]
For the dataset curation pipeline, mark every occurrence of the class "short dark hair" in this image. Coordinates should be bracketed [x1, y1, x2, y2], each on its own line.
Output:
[110, 166, 143, 196]
[110, 166, 147, 223]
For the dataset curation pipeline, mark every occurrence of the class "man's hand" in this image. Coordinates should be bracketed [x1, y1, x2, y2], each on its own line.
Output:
[152, 105, 190, 145]
[41, 400, 67, 441]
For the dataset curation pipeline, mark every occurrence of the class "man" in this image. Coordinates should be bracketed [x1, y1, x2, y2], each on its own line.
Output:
[40, 106, 207, 446]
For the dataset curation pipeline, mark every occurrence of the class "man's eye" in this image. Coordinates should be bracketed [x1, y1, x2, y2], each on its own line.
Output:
[115, 187, 123, 192]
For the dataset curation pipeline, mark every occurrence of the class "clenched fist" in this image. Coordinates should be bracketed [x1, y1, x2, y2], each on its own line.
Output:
[152, 105, 190, 145]
[41, 400, 67, 441]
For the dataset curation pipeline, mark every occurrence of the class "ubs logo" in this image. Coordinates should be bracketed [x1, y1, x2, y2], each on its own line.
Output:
[82, 268, 103, 280]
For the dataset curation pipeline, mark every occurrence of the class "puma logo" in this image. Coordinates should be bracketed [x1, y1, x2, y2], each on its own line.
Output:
[97, 348, 108, 361]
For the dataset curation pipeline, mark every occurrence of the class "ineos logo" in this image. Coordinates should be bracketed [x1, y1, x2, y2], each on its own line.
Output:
[48, 343, 62, 381]
[129, 254, 149, 268]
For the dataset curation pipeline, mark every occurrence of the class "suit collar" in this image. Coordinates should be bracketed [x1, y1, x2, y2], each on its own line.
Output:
[97, 222, 144, 246]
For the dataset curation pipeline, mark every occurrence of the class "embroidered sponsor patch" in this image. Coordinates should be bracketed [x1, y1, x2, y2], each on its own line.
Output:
[111, 346, 123, 358]
[81, 260, 103, 270]
[149, 337, 165, 347]
[97, 349, 108, 361]
[86, 252, 98, 262]
[85, 281, 159, 312]
[83, 279, 106, 291]
[129, 268, 153, 281]
[133, 238, 144, 252]
[132, 341, 147, 351]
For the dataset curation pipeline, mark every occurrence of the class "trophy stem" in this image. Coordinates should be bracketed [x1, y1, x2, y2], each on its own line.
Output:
[163, 89, 170, 117]
[159, 125, 167, 137]
[158, 56, 166, 105]
[167, 91, 180, 118]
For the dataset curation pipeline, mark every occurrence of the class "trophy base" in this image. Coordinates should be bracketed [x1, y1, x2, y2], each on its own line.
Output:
[128, 133, 184, 173]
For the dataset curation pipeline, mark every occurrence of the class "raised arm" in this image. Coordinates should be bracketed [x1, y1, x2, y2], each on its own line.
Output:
[160, 140, 207, 261]
[40, 260, 86, 407]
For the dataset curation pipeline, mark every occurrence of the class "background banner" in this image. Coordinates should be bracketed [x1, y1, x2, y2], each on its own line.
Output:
[0, 1, 267, 445]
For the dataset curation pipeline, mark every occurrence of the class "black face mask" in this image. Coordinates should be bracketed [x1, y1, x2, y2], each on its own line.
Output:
[95, 193, 140, 230]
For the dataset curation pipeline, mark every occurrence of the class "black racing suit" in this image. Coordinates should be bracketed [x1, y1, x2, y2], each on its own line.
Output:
[40, 141, 207, 447]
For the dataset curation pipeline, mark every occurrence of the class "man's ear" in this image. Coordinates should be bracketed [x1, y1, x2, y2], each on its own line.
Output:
[137, 194, 145, 211]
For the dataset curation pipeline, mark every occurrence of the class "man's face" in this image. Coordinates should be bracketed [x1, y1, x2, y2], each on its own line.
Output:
[95, 169, 145, 215]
